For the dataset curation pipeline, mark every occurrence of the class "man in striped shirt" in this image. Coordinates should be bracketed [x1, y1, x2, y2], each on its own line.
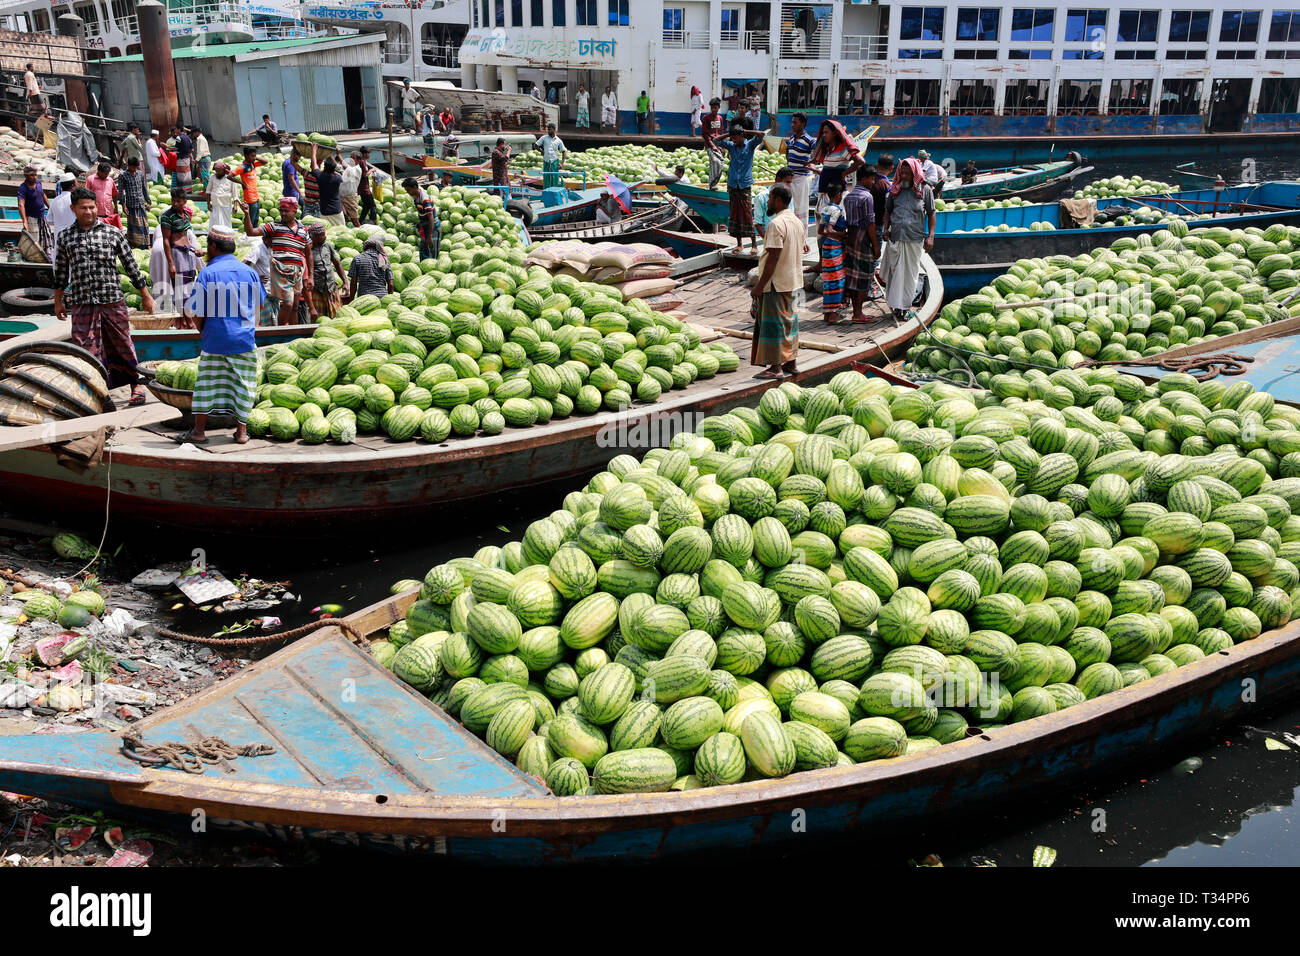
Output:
[244, 196, 314, 325]
[782, 111, 816, 227]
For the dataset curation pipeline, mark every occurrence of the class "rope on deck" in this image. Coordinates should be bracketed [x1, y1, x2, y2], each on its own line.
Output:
[155, 617, 367, 651]
[1072, 352, 1255, 381]
[121, 732, 276, 774]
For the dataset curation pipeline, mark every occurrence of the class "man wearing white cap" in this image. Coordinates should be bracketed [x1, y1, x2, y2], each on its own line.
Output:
[917, 149, 944, 196]
[48, 171, 77, 259]
[145, 129, 165, 184]
[197, 161, 238, 233]
[181, 224, 265, 444]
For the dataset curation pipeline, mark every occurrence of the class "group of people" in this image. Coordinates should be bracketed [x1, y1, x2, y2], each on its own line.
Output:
[571, 85, 620, 130]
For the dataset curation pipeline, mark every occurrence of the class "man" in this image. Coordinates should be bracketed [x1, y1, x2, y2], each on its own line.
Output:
[534, 123, 566, 190]
[53, 187, 155, 404]
[307, 223, 344, 320]
[575, 84, 590, 129]
[419, 106, 438, 158]
[753, 166, 794, 233]
[340, 154, 362, 226]
[961, 159, 979, 185]
[843, 169, 882, 320]
[182, 225, 265, 444]
[403, 177, 440, 260]
[437, 105, 455, 133]
[118, 156, 151, 250]
[595, 191, 624, 225]
[400, 79, 420, 130]
[246, 233, 270, 290]
[198, 161, 238, 233]
[303, 159, 320, 218]
[700, 98, 727, 190]
[313, 147, 345, 227]
[48, 172, 77, 261]
[636, 90, 650, 134]
[601, 86, 618, 129]
[917, 149, 944, 196]
[192, 126, 211, 188]
[172, 124, 193, 190]
[719, 125, 765, 253]
[119, 124, 145, 169]
[749, 183, 801, 380]
[652, 163, 691, 185]
[346, 237, 395, 301]
[248, 114, 279, 145]
[244, 196, 314, 325]
[732, 101, 755, 132]
[356, 147, 377, 224]
[747, 89, 763, 128]
[879, 157, 935, 323]
[724, 89, 740, 121]
[23, 62, 41, 112]
[86, 161, 119, 227]
[441, 133, 461, 161]
[282, 149, 302, 204]
[490, 137, 512, 202]
[145, 129, 166, 184]
[236, 147, 265, 228]
[160, 187, 200, 314]
[869, 153, 893, 231]
[16, 164, 51, 260]
[781, 111, 816, 227]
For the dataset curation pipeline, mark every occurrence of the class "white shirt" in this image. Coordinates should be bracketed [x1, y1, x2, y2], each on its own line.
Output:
[194, 134, 210, 161]
[24, 70, 38, 96]
[207, 175, 237, 231]
[691, 92, 703, 113]
[340, 164, 362, 198]
[920, 159, 943, 186]
[401, 86, 420, 109]
[246, 239, 270, 283]
[576, 90, 589, 109]
[49, 192, 74, 243]
[145, 138, 164, 178]
[602, 92, 617, 111]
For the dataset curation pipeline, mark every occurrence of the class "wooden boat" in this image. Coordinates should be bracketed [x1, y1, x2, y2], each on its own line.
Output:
[0, 258, 942, 534]
[935, 181, 1300, 297]
[665, 180, 732, 227]
[0, 581, 1297, 863]
[1173, 162, 1225, 191]
[0, 317, 316, 363]
[938, 154, 1088, 202]
[525, 199, 687, 243]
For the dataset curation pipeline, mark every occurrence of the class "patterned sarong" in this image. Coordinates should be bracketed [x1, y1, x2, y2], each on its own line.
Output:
[844, 227, 876, 293]
[750, 289, 799, 367]
[728, 188, 755, 240]
[192, 351, 259, 421]
[309, 287, 340, 319]
[70, 301, 138, 389]
[821, 235, 845, 315]
[577, 106, 590, 128]
[125, 206, 150, 248]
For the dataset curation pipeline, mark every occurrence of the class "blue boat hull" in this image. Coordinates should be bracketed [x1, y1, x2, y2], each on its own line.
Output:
[0, 589, 1297, 864]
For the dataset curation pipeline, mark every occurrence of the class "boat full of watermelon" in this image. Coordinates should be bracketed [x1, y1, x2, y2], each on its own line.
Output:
[0, 241, 941, 535]
[4, 344, 1300, 860]
[935, 182, 1300, 297]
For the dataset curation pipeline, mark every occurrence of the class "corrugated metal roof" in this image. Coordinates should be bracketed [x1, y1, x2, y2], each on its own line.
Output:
[97, 33, 380, 64]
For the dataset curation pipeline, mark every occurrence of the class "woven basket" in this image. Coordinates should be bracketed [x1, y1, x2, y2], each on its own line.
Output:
[138, 360, 192, 413]
[128, 314, 175, 331]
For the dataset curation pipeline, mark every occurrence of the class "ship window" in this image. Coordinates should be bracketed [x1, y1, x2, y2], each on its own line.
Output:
[894, 79, 941, 113]
[1168, 10, 1210, 43]
[531, 0, 543, 25]
[898, 49, 942, 58]
[1265, 49, 1300, 57]
[721, 8, 739, 33]
[1271, 10, 1300, 42]
[1008, 49, 1053, 59]
[1261, 77, 1300, 111]
[1220, 10, 1260, 42]
[1058, 79, 1102, 112]
[776, 78, 824, 112]
[1116, 9, 1158, 42]
[899, 7, 944, 42]
[1159, 78, 1202, 114]
[495, 0, 505, 27]
[955, 8, 999, 41]
[608, 0, 628, 26]
[576, 0, 595, 26]
[953, 49, 998, 58]
[511, 0, 522, 26]
[1064, 9, 1106, 43]
[951, 79, 996, 113]
[1010, 8, 1053, 42]
[1003, 78, 1051, 111]
[1114, 49, 1156, 59]
[663, 8, 683, 30]
[1109, 78, 1152, 112]
[472, 2, 478, 26]
[1165, 50, 1206, 59]
[1216, 49, 1256, 59]
[553, 0, 565, 26]
[1062, 49, 1104, 59]
[838, 79, 883, 114]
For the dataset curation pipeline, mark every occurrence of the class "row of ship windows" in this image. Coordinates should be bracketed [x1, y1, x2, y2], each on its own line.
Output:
[471, 0, 624, 29]
[902, 48, 1294, 59]
[901, 7, 1300, 45]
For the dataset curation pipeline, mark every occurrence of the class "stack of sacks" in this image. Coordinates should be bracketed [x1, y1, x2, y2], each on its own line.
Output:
[525, 241, 682, 310]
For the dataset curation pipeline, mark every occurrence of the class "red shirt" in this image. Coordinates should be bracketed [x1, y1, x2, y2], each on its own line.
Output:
[701, 112, 726, 145]
[86, 172, 117, 217]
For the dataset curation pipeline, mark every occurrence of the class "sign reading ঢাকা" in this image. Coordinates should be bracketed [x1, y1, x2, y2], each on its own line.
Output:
[461, 31, 618, 63]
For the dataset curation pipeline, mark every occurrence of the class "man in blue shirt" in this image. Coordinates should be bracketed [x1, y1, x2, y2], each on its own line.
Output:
[719, 126, 765, 252]
[782, 111, 816, 226]
[282, 152, 303, 204]
[15, 164, 51, 260]
[182, 225, 265, 444]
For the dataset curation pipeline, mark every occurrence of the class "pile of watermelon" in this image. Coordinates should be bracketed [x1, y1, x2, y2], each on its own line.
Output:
[912, 221, 1300, 377]
[1073, 176, 1173, 200]
[373, 364, 1300, 795]
[513, 143, 785, 192]
[188, 249, 741, 444]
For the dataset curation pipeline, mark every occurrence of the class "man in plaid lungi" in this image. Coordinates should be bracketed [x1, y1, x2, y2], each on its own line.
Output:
[182, 226, 265, 444]
[54, 188, 155, 404]
[718, 125, 764, 253]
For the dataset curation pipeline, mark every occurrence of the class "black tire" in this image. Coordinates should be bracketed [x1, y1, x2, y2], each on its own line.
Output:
[506, 198, 535, 226]
[1, 287, 57, 316]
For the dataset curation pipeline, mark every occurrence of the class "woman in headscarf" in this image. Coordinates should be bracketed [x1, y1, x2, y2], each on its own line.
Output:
[877, 157, 936, 322]
[809, 119, 864, 217]
[689, 85, 703, 135]
[346, 236, 395, 301]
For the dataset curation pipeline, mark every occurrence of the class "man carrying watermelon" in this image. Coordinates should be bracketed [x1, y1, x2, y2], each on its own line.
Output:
[402, 177, 440, 261]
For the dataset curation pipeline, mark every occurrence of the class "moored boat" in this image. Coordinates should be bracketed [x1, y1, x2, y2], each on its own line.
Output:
[0, 316, 316, 363]
[937, 154, 1089, 202]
